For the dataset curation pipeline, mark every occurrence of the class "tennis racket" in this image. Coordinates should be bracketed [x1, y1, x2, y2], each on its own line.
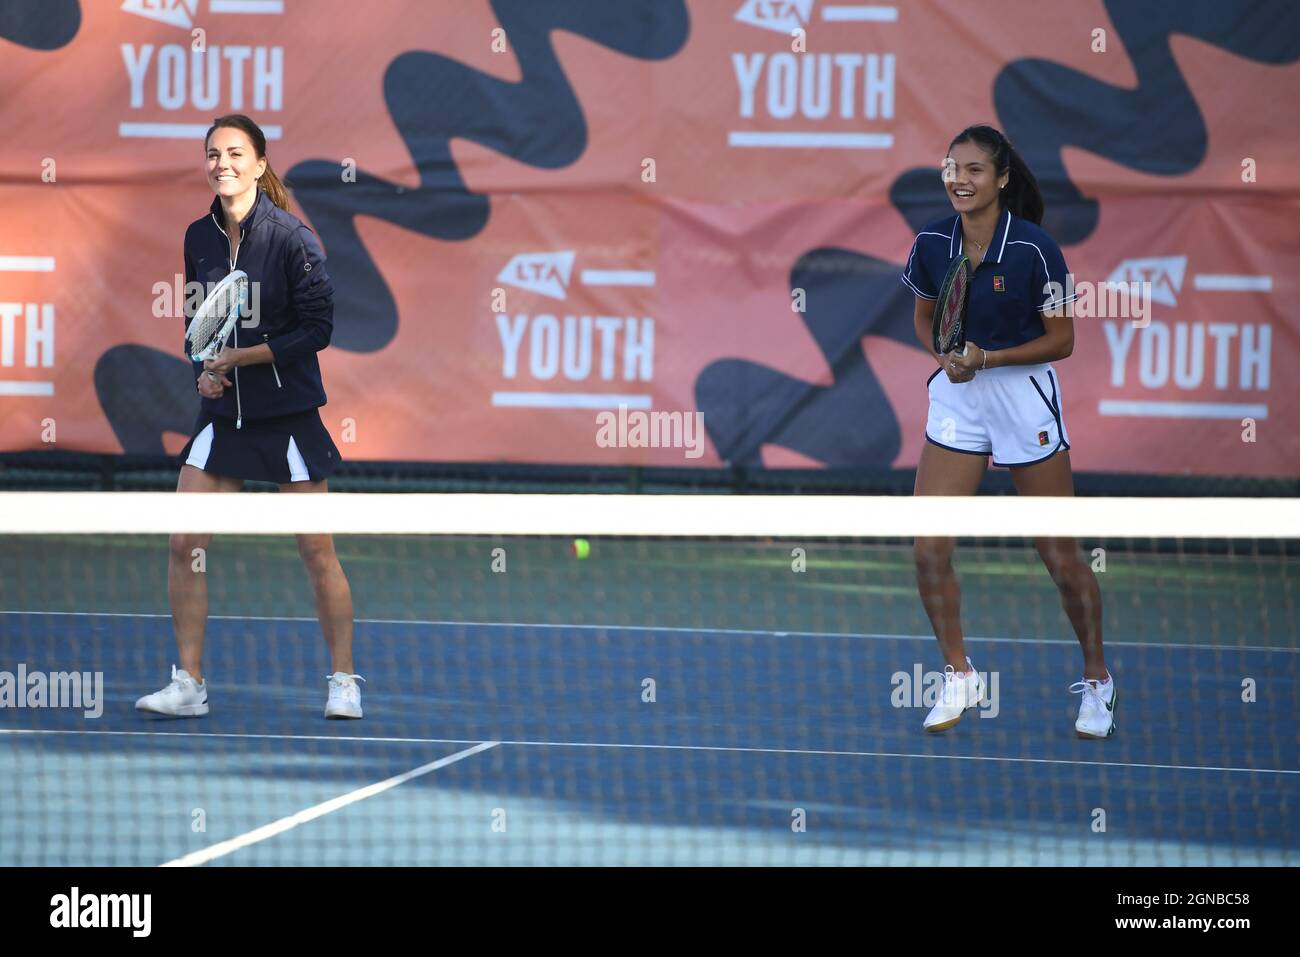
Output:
[185, 270, 248, 381]
[932, 254, 971, 357]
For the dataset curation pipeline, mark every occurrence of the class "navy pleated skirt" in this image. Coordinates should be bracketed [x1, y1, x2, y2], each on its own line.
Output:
[178, 408, 341, 484]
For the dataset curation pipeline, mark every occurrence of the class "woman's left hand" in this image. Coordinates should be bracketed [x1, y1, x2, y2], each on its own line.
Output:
[204, 349, 241, 378]
[943, 345, 984, 383]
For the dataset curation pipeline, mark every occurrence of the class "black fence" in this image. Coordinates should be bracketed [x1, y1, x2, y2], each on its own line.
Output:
[1, 450, 1295, 497]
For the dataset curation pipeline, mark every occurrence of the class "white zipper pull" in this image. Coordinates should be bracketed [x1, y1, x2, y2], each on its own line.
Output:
[264, 334, 282, 387]
[234, 318, 242, 427]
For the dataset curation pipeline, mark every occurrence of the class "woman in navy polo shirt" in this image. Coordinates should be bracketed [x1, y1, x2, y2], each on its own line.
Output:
[901, 125, 1112, 738]
[135, 114, 363, 722]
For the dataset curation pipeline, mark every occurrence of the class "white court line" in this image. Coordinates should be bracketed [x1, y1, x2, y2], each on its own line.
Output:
[1, 610, 1293, 654]
[158, 741, 498, 867]
[2, 728, 1293, 778]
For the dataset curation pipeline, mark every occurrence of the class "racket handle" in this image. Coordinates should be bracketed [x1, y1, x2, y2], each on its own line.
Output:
[958, 345, 968, 357]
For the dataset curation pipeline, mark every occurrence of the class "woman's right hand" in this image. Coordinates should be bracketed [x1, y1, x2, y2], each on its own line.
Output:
[942, 346, 981, 384]
[196, 370, 231, 399]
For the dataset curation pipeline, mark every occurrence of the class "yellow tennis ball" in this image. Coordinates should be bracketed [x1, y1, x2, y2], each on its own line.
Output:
[571, 538, 591, 560]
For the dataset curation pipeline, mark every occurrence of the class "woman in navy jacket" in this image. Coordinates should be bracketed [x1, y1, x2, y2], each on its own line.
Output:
[136, 114, 363, 721]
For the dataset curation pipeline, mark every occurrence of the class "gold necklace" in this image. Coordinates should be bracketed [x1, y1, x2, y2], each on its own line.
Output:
[964, 219, 993, 252]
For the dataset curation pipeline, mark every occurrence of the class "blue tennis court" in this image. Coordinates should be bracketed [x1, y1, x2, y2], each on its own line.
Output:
[3, 607, 1294, 866]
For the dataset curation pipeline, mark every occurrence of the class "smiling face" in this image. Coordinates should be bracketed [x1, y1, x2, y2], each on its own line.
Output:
[944, 139, 1008, 216]
[205, 126, 266, 201]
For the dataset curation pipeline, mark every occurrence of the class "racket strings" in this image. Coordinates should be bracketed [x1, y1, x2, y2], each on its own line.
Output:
[189, 277, 247, 354]
[937, 271, 968, 353]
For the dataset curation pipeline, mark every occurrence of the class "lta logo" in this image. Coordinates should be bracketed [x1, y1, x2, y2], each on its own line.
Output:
[734, 0, 814, 34]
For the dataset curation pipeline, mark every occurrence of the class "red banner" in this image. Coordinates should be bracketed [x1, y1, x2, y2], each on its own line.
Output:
[1, 0, 1296, 476]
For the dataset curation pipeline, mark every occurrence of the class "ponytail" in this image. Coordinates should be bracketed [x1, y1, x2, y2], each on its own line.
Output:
[204, 113, 291, 211]
[257, 163, 291, 211]
[948, 124, 1044, 225]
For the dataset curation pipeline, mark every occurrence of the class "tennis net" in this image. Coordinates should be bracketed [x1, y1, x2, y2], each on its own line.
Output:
[0, 493, 1295, 866]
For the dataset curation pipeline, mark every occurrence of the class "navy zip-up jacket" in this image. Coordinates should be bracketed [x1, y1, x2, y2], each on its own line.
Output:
[183, 190, 333, 424]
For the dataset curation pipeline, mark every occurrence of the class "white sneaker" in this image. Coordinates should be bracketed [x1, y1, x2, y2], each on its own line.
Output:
[325, 672, 364, 719]
[1070, 675, 1116, 739]
[135, 665, 209, 717]
[923, 658, 985, 732]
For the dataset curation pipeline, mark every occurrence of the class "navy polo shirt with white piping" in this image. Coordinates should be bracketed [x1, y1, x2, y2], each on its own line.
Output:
[900, 209, 1075, 352]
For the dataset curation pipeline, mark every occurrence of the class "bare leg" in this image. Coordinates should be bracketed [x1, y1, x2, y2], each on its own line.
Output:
[913, 442, 989, 671]
[169, 465, 242, 681]
[1010, 451, 1107, 680]
[279, 478, 355, 674]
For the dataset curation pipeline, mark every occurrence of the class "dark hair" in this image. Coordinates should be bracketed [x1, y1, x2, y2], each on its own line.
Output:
[948, 124, 1043, 225]
[204, 114, 291, 211]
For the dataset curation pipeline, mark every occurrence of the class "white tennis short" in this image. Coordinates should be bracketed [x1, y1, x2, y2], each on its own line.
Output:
[925, 362, 1070, 467]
